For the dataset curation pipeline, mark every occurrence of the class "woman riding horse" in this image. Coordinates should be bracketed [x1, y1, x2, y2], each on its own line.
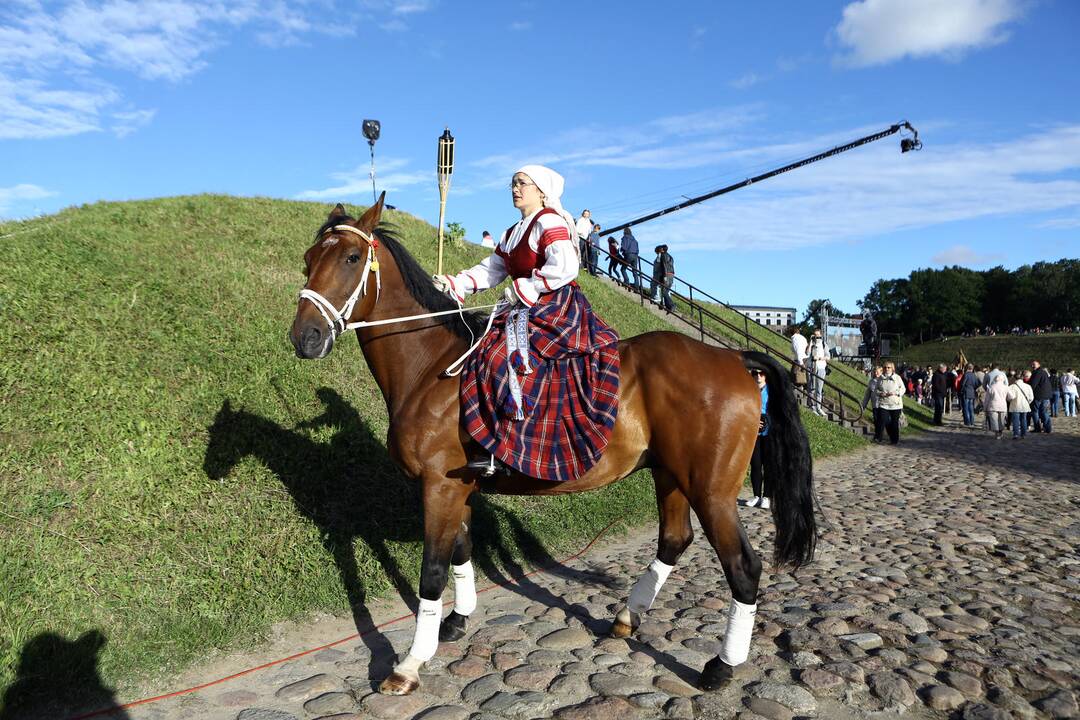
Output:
[433, 164, 620, 482]
[290, 185, 816, 698]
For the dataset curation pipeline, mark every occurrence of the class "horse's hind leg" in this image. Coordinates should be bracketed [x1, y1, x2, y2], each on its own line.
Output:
[439, 503, 475, 642]
[694, 501, 762, 691]
[612, 468, 693, 637]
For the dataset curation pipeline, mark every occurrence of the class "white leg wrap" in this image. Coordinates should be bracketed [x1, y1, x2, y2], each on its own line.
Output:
[407, 598, 443, 662]
[451, 562, 476, 616]
[393, 653, 424, 679]
[719, 599, 757, 665]
[628, 558, 674, 614]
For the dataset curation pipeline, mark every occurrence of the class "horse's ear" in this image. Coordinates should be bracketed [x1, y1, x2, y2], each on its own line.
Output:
[355, 192, 385, 233]
[328, 203, 348, 222]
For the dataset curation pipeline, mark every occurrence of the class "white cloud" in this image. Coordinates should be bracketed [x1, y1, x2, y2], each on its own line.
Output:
[0, 1, 378, 140]
[509, 20, 531, 31]
[931, 245, 1005, 266]
[834, 0, 1025, 67]
[729, 72, 760, 89]
[643, 125, 1080, 252]
[470, 106, 764, 173]
[296, 158, 433, 201]
[0, 183, 56, 215]
[1037, 215, 1080, 230]
[111, 108, 157, 138]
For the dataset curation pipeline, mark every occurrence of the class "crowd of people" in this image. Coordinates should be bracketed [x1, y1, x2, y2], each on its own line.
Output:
[946, 324, 1078, 340]
[861, 360, 1077, 441]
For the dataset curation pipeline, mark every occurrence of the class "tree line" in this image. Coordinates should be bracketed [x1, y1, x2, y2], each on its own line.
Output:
[855, 259, 1080, 344]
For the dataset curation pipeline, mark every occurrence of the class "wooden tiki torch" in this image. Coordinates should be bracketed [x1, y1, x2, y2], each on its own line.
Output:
[436, 127, 455, 275]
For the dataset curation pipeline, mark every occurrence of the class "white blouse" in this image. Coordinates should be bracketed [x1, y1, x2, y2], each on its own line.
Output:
[445, 209, 578, 306]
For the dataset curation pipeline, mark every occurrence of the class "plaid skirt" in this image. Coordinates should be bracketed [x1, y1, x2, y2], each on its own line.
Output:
[460, 284, 620, 482]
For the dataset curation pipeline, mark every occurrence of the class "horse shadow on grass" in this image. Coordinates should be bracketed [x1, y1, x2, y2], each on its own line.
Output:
[203, 388, 618, 684]
[0, 630, 130, 720]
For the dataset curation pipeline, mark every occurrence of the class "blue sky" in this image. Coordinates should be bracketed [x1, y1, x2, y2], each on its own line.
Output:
[2, 0, 1078, 313]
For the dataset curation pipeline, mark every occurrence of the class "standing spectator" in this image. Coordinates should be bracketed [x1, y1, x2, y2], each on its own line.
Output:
[983, 363, 1004, 388]
[605, 234, 623, 279]
[945, 365, 958, 414]
[807, 329, 829, 416]
[984, 373, 1009, 439]
[790, 326, 808, 388]
[648, 245, 663, 302]
[575, 209, 593, 265]
[1061, 368, 1078, 417]
[1049, 368, 1060, 417]
[959, 363, 980, 428]
[875, 362, 906, 444]
[587, 224, 601, 276]
[1029, 360, 1053, 433]
[479, 230, 496, 249]
[975, 365, 987, 413]
[1007, 373, 1034, 440]
[743, 368, 772, 509]
[861, 365, 884, 442]
[655, 244, 675, 312]
[931, 364, 949, 426]
[619, 228, 640, 293]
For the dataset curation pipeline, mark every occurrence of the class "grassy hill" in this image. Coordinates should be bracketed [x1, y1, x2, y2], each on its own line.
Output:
[898, 333, 1080, 371]
[0, 195, 864, 709]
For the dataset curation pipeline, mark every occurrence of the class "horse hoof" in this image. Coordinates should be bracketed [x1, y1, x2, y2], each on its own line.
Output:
[439, 610, 468, 642]
[610, 619, 635, 638]
[378, 671, 419, 695]
[699, 657, 735, 691]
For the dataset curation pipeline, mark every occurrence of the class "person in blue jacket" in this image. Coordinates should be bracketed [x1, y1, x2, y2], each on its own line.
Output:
[744, 368, 772, 509]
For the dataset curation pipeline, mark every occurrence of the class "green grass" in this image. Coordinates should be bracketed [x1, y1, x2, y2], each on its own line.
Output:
[0, 195, 864, 710]
[899, 333, 1080, 372]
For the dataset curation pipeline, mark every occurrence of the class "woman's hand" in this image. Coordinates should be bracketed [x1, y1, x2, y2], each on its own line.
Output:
[503, 286, 521, 307]
[432, 274, 453, 294]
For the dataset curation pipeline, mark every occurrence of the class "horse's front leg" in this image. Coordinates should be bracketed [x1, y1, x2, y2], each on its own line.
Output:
[439, 502, 475, 642]
[379, 477, 471, 696]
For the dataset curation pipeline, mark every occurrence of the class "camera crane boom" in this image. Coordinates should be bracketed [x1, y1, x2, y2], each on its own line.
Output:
[599, 121, 921, 238]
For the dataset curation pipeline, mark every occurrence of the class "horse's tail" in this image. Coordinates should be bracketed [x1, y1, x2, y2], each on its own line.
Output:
[742, 351, 817, 569]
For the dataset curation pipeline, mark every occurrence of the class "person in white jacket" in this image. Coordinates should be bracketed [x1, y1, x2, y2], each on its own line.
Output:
[1007, 374, 1034, 439]
[984, 373, 1009, 439]
[874, 362, 906, 444]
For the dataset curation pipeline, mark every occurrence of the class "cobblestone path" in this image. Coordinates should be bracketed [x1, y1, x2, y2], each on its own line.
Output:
[128, 416, 1078, 720]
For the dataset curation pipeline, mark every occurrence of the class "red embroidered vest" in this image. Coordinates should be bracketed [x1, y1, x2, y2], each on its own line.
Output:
[495, 208, 558, 279]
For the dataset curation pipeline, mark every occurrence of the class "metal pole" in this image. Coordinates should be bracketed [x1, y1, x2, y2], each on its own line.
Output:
[599, 122, 917, 238]
[368, 142, 377, 206]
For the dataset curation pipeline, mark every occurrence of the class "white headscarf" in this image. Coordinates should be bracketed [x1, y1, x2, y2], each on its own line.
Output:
[516, 164, 577, 245]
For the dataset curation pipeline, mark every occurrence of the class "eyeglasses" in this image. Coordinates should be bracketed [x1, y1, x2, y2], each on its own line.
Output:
[509, 179, 536, 190]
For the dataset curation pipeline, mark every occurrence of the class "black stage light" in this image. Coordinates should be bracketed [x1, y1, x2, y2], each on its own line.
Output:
[362, 119, 381, 145]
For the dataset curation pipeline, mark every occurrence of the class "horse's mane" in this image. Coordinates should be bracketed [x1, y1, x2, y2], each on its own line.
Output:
[314, 216, 487, 342]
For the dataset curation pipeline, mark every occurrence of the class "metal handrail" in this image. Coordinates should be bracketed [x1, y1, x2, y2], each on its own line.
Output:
[587, 244, 866, 424]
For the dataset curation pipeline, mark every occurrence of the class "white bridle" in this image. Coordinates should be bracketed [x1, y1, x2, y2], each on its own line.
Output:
[296, 224, 502, 372]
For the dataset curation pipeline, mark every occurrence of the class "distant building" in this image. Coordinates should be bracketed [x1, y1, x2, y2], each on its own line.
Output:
[732, 305, 796, 331]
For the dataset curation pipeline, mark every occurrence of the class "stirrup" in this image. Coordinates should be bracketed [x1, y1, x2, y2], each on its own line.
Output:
[466, 455, 508, 477]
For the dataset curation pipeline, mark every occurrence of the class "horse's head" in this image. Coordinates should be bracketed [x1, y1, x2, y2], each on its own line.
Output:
[290, 194, 385, 359]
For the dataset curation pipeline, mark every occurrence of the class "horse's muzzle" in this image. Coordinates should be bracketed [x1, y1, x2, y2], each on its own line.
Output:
[292, 325, 332, 359]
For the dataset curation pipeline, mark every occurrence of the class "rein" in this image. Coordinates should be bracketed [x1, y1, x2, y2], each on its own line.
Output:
[297, 224, 503, 373]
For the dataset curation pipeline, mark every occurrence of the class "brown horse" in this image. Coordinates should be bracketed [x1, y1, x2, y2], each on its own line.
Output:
[289, 195, 816, 695]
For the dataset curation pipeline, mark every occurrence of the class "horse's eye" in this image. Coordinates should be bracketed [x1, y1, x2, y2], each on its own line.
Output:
[346, 254, 361, 264]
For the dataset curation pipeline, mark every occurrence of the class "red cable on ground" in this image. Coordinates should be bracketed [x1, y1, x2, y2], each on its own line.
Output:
[70, 518, 623, 720]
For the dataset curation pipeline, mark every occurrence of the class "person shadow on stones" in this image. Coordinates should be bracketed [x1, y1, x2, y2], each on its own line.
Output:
[0, 630, 130, 720]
